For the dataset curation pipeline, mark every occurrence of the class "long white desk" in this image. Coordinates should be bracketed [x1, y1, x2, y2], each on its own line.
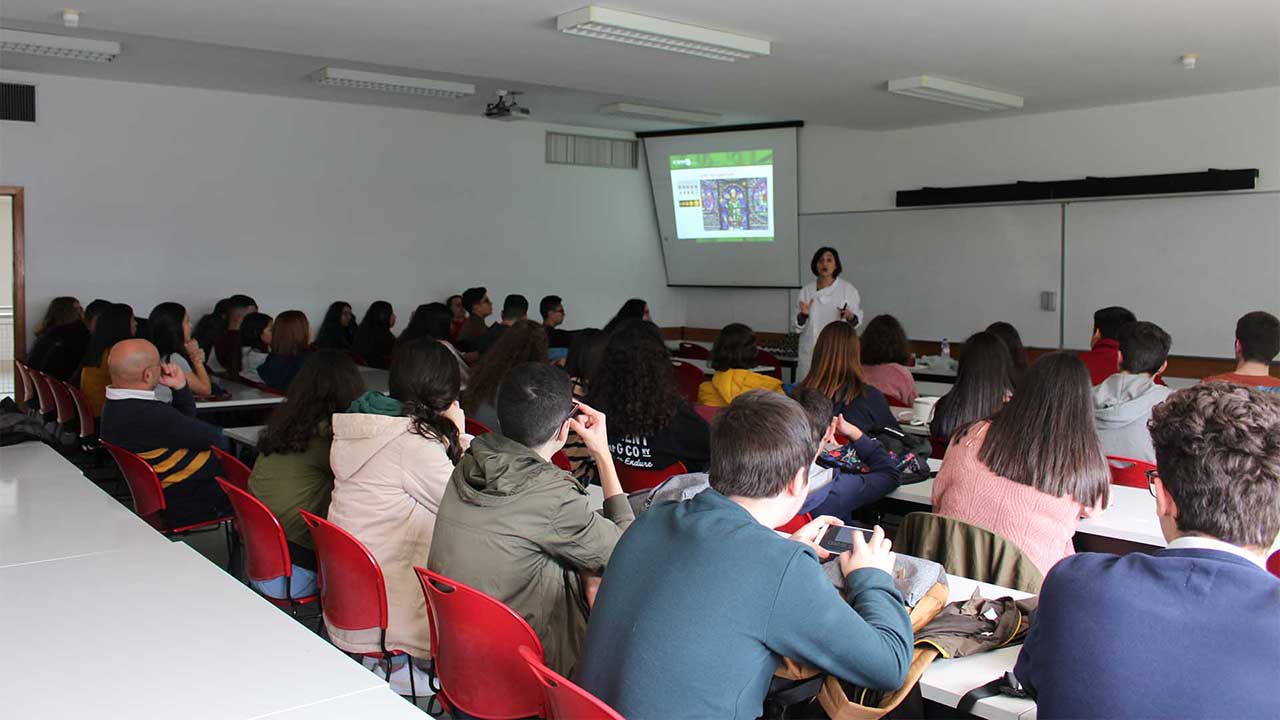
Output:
[196, 377, 285, 410]
[225, 424, 265, 450]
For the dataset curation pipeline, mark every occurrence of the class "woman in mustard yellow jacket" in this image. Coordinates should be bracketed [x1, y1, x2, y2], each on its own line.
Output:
[698, 323, 783, 407]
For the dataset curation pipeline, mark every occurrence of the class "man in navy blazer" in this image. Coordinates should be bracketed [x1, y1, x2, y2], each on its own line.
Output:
[1014, 382, 1280, 719]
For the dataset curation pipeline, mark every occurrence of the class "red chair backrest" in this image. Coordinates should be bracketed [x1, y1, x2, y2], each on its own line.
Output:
[693, 404, 720, 424]
[774, 512, 813, 534]
[1106, 456, 1156, 490]
[65, 382, 96, 438]
[673, 342, 710, 361]
[465, 418, 492, 436]
[48, 376, 78, 425]
[518, 645, 625, 720]
[672, 361, 705, 404]
[551, 450, 572, 472]
[929, 436, 948, 461]
[756, 349, 783, 380]
[614, 461, 689, 494]
[100, 441, 168, 523]
[298, 509, 389, 633]
[15, 362, 36, 406]
[414, 567, 546, 720]
[30, 369, 56, 415]
[883, 393, 910, 409]
[209, 445, 251, 491]
[218, 478, 292, 583]
[1268, 550, 1280, 580]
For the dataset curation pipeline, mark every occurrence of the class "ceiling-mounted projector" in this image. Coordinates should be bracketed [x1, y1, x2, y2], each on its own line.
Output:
[484, 89, 531, 121]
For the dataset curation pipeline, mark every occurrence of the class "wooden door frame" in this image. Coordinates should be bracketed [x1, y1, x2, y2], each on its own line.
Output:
[2, 186, 25, 402]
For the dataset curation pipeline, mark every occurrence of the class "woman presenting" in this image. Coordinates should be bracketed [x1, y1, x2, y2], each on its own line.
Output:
[795, 246, 861, 381]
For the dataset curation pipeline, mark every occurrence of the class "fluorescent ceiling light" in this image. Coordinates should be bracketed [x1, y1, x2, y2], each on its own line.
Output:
[887, 75, 1023, 111]
[557, 6, 769, 62]
[601, 102, 721, 125]
[313, 67, 475, 99]
[0, 28, 119, 63]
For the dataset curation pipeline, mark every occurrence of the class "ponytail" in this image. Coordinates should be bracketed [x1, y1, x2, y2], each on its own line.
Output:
[405, 401, 463, 465]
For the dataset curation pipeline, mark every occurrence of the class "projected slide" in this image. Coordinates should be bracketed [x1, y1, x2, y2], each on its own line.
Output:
[670, 149, 774, 243]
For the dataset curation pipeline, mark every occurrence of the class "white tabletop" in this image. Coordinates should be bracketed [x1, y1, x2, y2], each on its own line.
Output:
[0, 440, 88, 480]
[675, 357, 777, 377]
[225, 425, 265, 448]
[259, 687, 429, 719]
[196, 377, 285, 409]
[920, 575, 1036, 720]
[0, 541, 391, 720]
[915, 381, 954, 397]
[357, 366, 390, 394]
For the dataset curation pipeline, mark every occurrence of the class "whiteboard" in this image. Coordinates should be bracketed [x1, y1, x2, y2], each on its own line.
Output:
[800, 205, 1063, 346]
[1063, 193, 1280, 357]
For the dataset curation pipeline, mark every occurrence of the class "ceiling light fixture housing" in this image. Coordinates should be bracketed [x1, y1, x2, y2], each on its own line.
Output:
[313, 67, 476, 98]
[601, 102, 721, 125]
[557, 6, 770, 62]
[887, 75, 1024, 111]
[0, 28, 119, 62]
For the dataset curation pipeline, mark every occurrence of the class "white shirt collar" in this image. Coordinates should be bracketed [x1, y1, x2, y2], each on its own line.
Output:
[1167, 535, 1266, 568]
[105, 387, 157, 402]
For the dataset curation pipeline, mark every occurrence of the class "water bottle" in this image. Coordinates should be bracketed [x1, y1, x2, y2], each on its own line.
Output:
[940, 338, 951, 360]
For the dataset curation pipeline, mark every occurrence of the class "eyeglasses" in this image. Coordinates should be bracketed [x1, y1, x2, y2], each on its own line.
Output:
[1145, 469, 1159, 498]
[561, 402, 581, 427]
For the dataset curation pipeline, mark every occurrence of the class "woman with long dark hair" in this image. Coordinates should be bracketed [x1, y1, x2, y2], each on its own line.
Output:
[192, 298, 231, 364]
[28, 296, 89, 381]
[986, 321, 1030, 387]
[399, 302, 468, 383]
[795, 246, 862, 380]
[858, 314, 917, 406]
[149, 302, 213, 401]
[315, 301, 357, 350]
[602, 298, 650, 334]
[327, 339, 470, 684]
[796, 320, 900, 433]
[929, 332, 1015, 442]
[248, 351, 365, 595]
[79, 303, 135, 416]
[238, 312, 273, 384]
[353, 301, 396, 369]
[462, 319, 549, 432]
[697, 323, 782, 407]
[933, 352, 1109, 577]
[259, 310, 312, 391]
[587, 319, 710, 471]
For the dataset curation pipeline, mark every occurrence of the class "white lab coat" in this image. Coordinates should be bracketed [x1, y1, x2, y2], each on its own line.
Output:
[794, 277, 862, 381]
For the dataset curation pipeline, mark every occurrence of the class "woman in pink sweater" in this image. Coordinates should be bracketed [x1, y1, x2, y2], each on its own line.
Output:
[933, 352, 1110, 577]
[858, 314, 918, 406]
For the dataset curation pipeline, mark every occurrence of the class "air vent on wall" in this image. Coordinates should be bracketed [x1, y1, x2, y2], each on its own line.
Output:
[0, 82, 35, 122]
[546, 132, 638, 169]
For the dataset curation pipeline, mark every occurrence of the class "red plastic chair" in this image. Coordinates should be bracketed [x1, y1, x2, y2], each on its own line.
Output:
[1267, 550, 1280, 580]
[217, 478, 318, 615]
[414, 566, 546, 719]
[672, 342, 710, 361]
[64, 382, 96, 446]
[883, 393, 910, 409]
[209, 445, 252, 491]
[551, 450, 572, 472]
[929, 436, 949, 461]
[756, 349, 783, 380]
[774, 512, 813, 534]
[614, 461, 689, 494]
[298, 509, 417, 699]
[100, 440, 235, 545]
[518, 645, 624, 720]
[48, 377, 78, 428]
[465, 418, 492, 436]
[672, 361, 705, 404]
[1106, 456, 1156, 490]
[29, 369, 57, 419]
[15, 362, 38, 414]
[693, 404, 721, 424]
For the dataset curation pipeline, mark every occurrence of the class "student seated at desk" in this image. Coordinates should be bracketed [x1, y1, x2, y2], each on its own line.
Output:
[430, 364, 633, 676]
[791, 387, 901, 519]
[396, 302, 468, 384]
[1079, 305, 1135, 386]
[455, 287, 492, 350]
[149, 302, 213, 401]
[461, 319, 549, 433]
[352, 301, 396, 369]
[602, 297, 650, 334]
[795, 321, 900, 434]
[472, 294, 528, 355]
[237, 312, 273, 384]
[78, 303, 136, 418]
[698, 322, 783, 407]
[587, 319, 710, 472]
[577, 391, 912, 719]
[1093, 321, 1172, 463]
[314, 301, 357, 351]
[929, 331, 1014, 443]
[211, 294, 257, 372]
[28, 296, 89, 383]
[985, 321, 1029, 388]
[1203, 310, 1280, 392]
[933, 353, 1110, 577]
[1015, 383, 1280, 719]
[249, 351, 364, 597]
[858, 314, 917, 406]
[258, 310, 311, 392]
[99, 339, 230, 527]
[540, 294, 573, 349]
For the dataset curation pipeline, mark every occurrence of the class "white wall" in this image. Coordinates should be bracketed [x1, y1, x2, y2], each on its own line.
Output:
[0, 71, 682, 345]
[686, 86, 1280, 333]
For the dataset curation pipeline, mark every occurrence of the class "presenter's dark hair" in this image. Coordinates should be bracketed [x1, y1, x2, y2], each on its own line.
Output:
[810, 247, 843, 278]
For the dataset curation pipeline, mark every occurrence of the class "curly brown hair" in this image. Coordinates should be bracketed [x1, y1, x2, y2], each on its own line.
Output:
[462, 320, 549, 413]
[1149, 382, 1280, 548]
[859, 314, 910, 366]
[586, 319, 680, 438]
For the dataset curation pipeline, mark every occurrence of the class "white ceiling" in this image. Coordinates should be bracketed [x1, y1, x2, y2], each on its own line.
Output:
[2, 0, 1278, 131]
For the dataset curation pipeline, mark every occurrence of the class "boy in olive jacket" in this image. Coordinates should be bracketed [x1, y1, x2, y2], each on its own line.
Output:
[428, 363, 633, 675]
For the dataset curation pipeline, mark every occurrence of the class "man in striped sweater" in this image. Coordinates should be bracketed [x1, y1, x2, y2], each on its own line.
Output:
[100, 338, 230, 527]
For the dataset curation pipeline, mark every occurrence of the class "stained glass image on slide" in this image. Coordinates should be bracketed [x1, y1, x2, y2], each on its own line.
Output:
[700, 178, 770, 231]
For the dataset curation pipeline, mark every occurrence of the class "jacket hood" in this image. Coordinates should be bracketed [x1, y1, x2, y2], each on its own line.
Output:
[452, 432, 580, 505]
[1093, 374, 1173, 428]
[329, 412, 412, 480]
[710, 368, 783, 404]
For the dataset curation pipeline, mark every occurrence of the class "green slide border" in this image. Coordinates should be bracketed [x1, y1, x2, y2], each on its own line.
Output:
[670, 149, 773, 170]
